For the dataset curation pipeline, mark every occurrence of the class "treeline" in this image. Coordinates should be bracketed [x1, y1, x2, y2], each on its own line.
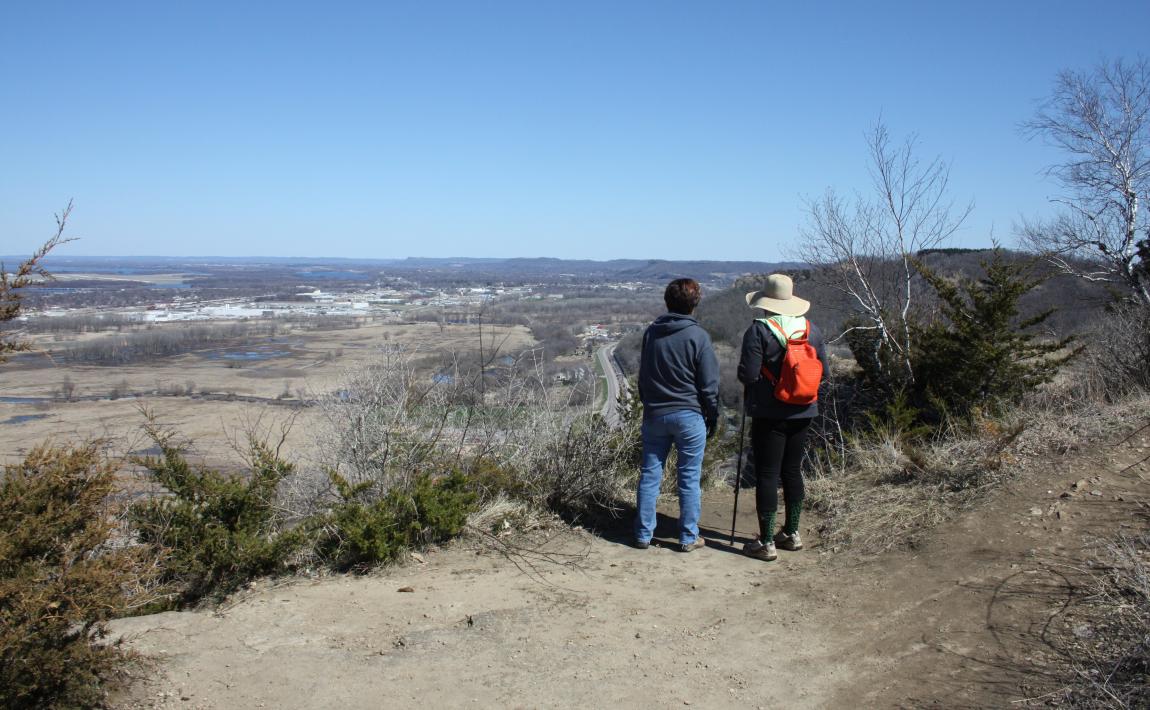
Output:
[22, 286, 169, 311]
[58, 322, 283, 365]
[21, 313, 137, 334]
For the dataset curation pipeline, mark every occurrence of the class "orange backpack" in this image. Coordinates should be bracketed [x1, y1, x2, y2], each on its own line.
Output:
[760, 318, 823, 405]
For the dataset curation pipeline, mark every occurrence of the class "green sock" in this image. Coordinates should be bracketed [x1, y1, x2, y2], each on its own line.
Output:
[759, 511, 776, 543]
[784, 496, 803, 535]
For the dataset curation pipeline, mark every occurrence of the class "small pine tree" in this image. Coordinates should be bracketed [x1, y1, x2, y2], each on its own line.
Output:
[912, 249, 1080, 419]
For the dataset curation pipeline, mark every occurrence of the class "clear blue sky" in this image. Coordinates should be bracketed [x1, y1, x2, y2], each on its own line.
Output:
[2, 1, 1148, 260]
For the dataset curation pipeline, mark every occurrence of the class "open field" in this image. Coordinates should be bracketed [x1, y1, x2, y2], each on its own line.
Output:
[0, 321, 537, 466]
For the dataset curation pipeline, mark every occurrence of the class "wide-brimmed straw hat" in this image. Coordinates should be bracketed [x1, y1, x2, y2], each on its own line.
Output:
[745, 274, 810, 317]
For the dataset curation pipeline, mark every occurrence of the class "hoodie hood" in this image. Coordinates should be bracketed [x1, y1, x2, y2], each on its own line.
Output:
[647, 313, 698, 337]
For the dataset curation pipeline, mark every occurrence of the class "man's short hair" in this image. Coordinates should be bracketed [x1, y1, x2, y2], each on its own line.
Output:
[664, 278, 701, 315]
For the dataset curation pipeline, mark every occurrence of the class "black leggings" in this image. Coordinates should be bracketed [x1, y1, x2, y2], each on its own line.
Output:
[750, 417, 811, 537]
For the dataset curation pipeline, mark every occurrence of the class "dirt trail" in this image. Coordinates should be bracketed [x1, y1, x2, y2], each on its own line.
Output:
[110, 430, 1150, 709]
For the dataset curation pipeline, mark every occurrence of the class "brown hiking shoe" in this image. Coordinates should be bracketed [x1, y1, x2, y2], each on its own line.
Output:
[679, 536, 706, 553]
[743, 539, 777, 561]
[773, 530, 803, 551]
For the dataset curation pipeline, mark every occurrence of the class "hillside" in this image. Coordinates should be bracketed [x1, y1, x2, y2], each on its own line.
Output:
[694, 250, 1114, 350]
[109, 415, 1150, 708]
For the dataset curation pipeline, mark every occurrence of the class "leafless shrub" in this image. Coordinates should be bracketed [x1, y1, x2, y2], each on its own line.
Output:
[1056, 533, 1150, 709]
[1083, 303, 1150, 398]
[287, 343, 639, 527]
[799, 121, 972, 387]
[108, 379, 131, 401]
[304, 346, 452, 496]
[55, 376, 77, 402]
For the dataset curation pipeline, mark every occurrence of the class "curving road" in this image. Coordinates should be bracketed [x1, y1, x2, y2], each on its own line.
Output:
[594, 342, 625, 427]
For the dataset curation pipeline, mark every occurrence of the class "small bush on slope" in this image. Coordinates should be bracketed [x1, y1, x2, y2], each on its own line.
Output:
[304, 349, 644, 528]
[316, 469, 476, 571]
[0, 444, 149, 709]
[1086, 302, 1150, 399]
[129, 429, 307, 606]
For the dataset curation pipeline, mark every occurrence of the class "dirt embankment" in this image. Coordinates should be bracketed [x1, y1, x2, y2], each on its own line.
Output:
[110, 428, 1150, 709]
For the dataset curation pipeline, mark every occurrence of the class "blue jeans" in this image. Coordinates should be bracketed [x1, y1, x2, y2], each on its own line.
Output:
[634, 409, 706, 546]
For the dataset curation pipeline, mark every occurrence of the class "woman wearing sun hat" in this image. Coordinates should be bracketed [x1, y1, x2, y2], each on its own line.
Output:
[737, 274, 827, 561]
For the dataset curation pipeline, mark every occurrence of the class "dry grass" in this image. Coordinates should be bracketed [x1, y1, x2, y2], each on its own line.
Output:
[1054, 533, 1150, 709]
[807, 389, 1150, 555]
[466, 495, 539, 536]
[807, 428, 1005, 553]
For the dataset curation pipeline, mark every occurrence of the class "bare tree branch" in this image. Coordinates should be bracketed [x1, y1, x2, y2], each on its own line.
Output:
[1021, 57, 1150, 305]
[799, 122, 971, 384]
[0, 200, 78, 361]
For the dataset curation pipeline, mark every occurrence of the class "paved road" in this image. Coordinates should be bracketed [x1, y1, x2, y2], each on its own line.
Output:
[594, 342, 625, 427]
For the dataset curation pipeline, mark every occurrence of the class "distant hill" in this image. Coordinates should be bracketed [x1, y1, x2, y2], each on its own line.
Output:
[33, 255, 802, 286]
[693, 250, 1114, 349]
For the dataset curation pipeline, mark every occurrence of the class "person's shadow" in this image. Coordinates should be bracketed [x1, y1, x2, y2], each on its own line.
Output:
[570, 500, 757, 555]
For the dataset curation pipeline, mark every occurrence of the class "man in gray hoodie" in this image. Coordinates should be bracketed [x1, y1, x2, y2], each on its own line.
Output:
[634, 278, 720, 552]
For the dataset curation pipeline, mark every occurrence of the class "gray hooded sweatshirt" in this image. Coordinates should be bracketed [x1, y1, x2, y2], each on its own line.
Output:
[637, 313, 720, 421]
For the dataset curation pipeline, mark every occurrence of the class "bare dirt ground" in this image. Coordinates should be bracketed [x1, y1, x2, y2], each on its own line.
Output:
[108, 423, 1150, 709]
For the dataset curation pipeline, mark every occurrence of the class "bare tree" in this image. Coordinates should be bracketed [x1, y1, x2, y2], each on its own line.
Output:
[1, 201, 76, 361]
[799, 123, 971, 384]
[1021, 57, 1150, 305]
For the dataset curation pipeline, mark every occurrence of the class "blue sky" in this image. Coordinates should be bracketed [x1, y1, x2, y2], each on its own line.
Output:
[2, 1, 1148, 260]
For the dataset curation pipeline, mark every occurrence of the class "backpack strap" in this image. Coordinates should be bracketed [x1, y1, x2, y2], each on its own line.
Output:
[759, 317, 807, 347]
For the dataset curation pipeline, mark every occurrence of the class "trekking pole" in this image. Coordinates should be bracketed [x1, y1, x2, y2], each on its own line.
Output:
[729, 398, 747, 546]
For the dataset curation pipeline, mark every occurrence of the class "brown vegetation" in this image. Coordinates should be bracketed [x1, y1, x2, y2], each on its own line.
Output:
[0, 444, 155, 709]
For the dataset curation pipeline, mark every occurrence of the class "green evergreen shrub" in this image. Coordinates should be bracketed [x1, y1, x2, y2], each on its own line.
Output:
[863, 390, 934, 444]
[466, 459, 530, 501]
[912, 249, 1080, 420]
[129, 432, 306, 605]
[317, 470, 476, 571]
[1, 444, 147, 709]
